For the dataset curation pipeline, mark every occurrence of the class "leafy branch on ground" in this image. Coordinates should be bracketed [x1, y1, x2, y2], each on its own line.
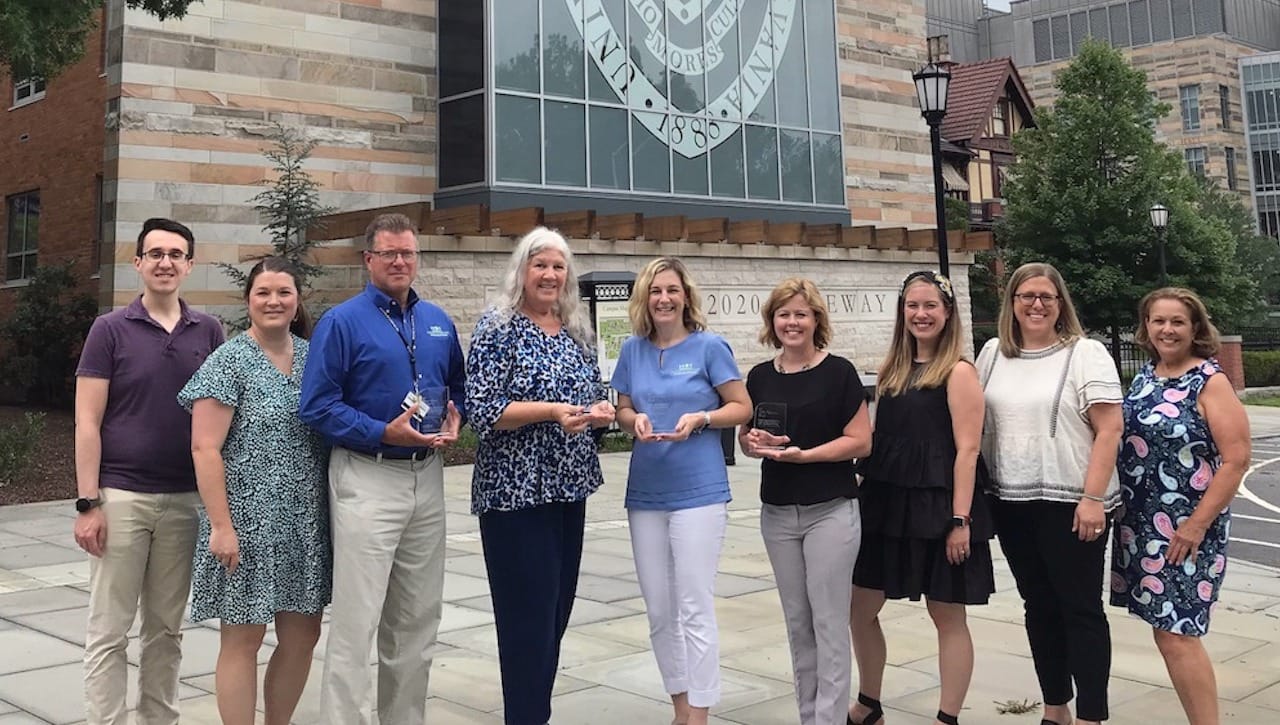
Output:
[218, 122, 336, 328]
[0, 412, 45, 488]
[993, 699, 1041, 715]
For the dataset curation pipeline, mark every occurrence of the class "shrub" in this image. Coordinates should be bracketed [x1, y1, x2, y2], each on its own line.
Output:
[1243, 351, 1280, 387]
[0, 263, 98, 406]
[0, 412, 45, 487]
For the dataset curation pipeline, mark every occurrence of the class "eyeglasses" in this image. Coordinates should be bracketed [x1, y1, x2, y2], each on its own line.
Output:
[1014, 293, 1060, 306]
[140, 249, 190, 262]
[367, 250, 416, 262]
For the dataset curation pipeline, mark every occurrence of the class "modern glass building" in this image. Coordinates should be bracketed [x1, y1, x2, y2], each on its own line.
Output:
[1243, 52, 1280, 238]
[436, 0, 848, 222]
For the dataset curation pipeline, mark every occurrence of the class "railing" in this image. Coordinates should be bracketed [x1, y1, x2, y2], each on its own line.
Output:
[1228, 326, 1280, 351]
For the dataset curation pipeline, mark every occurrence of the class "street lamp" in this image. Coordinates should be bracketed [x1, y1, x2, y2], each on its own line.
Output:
[1149, 203, 1169, 285]
[914, 62, 952, 277]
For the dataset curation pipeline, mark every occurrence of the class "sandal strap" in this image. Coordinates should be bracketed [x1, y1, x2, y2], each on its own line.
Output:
[937, 711, 960, 725]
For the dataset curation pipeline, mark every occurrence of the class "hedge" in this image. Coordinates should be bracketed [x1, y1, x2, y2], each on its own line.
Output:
[1243, 351, 1280, 387]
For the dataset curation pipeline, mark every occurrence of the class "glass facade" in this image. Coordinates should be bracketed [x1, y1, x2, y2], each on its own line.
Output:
[440, 0, 846, 210]
[1030, 0, 1224, 63]
[1242, 55, 1280, 239]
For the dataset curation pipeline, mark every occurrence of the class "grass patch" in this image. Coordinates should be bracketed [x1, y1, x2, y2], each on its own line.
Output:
[1247, 396, 1280, 408]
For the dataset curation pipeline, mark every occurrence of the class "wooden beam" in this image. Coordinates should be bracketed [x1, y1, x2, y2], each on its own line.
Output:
[728, 220, 769, 244]
[545, 210, 595, 238]
[871, 227, 908, 250]
[308, 201, 432, 241]
[642, 215, 688, 241]
[489, 207, 544, 237]
[947, 229, 966, 251]
[804, 223, 843, 246]
[686, 217, 728, 242]
[962, 230, 995, 250]
[767, 222, 805, 245]
[432, 204, 489, 236]
[837, 225, 875, 248]
[906, 228, 936, 250]
[596, 212, 643, 240]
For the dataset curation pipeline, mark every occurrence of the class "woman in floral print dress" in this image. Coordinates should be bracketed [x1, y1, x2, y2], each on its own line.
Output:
[1110, 287, 1250, 725]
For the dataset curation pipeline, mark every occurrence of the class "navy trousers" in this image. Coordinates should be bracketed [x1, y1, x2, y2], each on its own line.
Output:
[480, 500, 587, 725]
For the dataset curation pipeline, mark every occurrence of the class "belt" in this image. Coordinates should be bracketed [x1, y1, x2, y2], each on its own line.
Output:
[351, 448, 434, 463]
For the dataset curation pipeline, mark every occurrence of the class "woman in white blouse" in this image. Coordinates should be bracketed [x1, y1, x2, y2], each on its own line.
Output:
[976, 263, 1122, 725]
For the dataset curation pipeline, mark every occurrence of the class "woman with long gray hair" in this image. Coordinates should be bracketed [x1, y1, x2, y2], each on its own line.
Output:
[465, 226, 615, 725]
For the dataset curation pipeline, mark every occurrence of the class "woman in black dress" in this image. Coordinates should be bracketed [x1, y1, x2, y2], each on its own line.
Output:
[848, 271, 993, 725]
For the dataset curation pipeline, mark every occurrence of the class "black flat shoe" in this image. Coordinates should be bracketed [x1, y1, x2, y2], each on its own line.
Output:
[849, 693, 884, 725]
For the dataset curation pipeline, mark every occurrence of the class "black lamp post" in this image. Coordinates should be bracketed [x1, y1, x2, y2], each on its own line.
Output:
[1149, 203, 1169, 285]
[914, 62, 952, 277]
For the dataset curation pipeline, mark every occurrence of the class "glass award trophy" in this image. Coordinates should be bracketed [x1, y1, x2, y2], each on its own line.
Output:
[754, 402, 788, 449]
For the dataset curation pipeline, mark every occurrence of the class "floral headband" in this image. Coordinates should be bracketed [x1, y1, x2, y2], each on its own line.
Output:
[901, 270, 954, 303]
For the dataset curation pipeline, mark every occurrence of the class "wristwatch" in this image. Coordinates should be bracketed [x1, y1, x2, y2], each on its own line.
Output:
[75, 497, 102, 513]
[950, 514, 971, 529]
[702, 411, 713, 429]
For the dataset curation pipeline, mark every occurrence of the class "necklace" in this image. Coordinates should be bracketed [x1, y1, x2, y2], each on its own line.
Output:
[775, 353, 817, 374]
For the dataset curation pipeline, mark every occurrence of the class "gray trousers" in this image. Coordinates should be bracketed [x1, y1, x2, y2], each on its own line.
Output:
[761, 498, 861, 725]
[320, 448, 447, 725]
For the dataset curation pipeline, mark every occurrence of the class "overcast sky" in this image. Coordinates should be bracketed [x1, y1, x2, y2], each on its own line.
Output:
[987, 0, 1012, 10]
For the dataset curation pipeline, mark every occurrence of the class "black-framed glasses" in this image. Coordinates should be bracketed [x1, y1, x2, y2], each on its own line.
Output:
[367, 250, 416, 262]
[1014, 293, 1060, 306]
[140, 249, 190, 262]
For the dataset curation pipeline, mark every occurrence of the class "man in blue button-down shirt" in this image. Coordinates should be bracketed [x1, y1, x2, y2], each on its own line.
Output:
[300, 212, 465, 725]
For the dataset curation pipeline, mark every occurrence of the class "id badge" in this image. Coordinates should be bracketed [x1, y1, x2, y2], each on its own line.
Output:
[401, 391, 430, 423]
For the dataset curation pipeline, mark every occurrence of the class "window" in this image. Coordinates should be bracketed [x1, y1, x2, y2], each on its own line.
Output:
[5, 191, 39, 281]
[1219, 84, 1230, 130]
[1184, 147, 1207, 177]
[1180, 85, 1200, 132]
[12, 77, 45, 107]
[1225, 147, 1238, 190]
[992, 99, 1009, 137]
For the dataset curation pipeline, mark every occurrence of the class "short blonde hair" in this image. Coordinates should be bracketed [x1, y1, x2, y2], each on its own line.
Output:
[757, 278, 832, 349]
[628, 257, 707, 338]
[1134, 287, 1220, 359]
[996, 262, 1085, 357]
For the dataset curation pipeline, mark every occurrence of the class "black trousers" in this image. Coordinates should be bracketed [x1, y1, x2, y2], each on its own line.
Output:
[994, 500, 1111, 722]
[480, 500, 587, 725]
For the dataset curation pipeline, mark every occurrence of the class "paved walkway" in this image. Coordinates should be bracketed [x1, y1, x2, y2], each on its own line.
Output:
[3, 411, 1280, 723]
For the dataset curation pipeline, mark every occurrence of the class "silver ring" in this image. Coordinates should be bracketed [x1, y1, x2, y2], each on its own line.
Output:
[1094, 528, 1104, 534]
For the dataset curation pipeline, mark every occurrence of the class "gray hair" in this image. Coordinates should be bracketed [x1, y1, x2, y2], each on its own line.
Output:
[491, 227, 594, 349]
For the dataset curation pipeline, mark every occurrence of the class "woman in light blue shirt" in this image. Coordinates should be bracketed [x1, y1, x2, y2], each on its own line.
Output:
[612, 257, 752, 725]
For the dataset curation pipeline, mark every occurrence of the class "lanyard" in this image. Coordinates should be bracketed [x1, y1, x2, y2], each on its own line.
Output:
[379, 306, 419, 394]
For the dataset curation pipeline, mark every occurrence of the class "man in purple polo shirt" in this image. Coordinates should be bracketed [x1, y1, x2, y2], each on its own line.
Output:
[73, 218, 225, 724]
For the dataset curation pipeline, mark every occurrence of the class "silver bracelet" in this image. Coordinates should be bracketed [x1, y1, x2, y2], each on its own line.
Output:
[1080, 492, 1106, 503]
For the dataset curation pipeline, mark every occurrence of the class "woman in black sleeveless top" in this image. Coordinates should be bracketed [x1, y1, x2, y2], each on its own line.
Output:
[848, 271, 993, 725]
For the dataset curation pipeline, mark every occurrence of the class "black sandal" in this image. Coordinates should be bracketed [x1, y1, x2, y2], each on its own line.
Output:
[937, 711, 959, 725]
[848, 693, 884, 725]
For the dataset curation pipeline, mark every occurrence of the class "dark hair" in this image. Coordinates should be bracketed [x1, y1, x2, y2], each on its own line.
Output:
[135, 218, 195, 258]
[245, 256, 313, 339]
[364, 213, 416, 249]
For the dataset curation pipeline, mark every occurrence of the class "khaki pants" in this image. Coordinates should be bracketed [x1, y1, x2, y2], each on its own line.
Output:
[83, 487, 199, 725]
[320, 448, 447, 725]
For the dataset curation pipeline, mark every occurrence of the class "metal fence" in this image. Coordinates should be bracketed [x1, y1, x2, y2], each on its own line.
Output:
[1229, 327, 1280, 351]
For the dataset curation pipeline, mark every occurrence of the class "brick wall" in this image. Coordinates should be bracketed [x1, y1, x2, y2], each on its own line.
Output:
[0, 10, 107, 313]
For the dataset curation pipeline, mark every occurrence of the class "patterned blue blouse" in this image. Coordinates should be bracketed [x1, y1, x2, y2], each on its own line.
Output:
[466, 309, 606, 515]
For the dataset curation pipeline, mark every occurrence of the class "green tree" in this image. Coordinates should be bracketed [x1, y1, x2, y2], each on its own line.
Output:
[0, 263, 98, 406]
[0, 1, 198, 81]
[219, 123, 336, 322]
[1000, 39, 1259, 357]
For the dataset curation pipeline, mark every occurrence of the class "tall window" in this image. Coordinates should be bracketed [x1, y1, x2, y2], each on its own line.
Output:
[1225, 147, 1238, 191]
[5, 191, 39, 281]
[12, 77, 45, 107]
[992, 99, 1009, 137]
[1184, 147, 1207, 177]
[1179, 85, 1200, 132]
[1219, 84, 1230, 130]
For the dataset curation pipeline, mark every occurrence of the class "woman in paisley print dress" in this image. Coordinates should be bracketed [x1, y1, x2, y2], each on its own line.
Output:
[1110, 287, 1250, 725]
[179, 257, 330, 725]
[466, 227, 615, 725]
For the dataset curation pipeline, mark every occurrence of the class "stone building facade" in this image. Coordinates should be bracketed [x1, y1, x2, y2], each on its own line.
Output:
[2, 0, 965, 356]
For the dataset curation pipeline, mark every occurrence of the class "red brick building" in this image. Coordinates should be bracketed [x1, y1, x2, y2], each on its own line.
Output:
[0, 10, 108, 313]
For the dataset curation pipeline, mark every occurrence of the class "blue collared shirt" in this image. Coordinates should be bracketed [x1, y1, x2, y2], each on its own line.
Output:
[300, 283, 466, 454]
